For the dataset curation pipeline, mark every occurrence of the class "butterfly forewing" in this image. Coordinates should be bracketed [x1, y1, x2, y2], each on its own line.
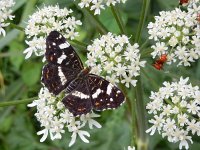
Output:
[62, 80, 92, 116]
[42, 31, 84, 94]
[45, 31, 83, 70]
[88, 74, 125, 111]
[42, 64, 80, 95]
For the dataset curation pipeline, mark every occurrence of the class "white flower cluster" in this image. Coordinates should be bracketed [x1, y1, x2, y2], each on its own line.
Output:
[187, 0, 200, 17]
[86, 32, 146, 88]
[187, 0, 200, 7]
[148, 7, 200, 66]
[77, 0, 127, 15]
[128, 146, 135, 150]
[146, 77, 200, 150]
[28, 87, 101, 147]
[0, 0, 15, 36]
[24, 5, 82, 59]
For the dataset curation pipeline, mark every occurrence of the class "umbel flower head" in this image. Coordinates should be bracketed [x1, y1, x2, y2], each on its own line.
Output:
[148, 7, 200, 66]
[76, 0, 127, 15]
[146, 77, 200, 150]
[86, 32, 146, 88]
[187, 0, 200, 15]
[28, 87, 102, 147]
[0, 0, 15, 36]
[24, 5, 82, 59]
[127, 146, 135, 150]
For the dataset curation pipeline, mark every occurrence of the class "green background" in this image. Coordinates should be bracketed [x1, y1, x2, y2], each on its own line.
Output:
[0, 0, 200, 149]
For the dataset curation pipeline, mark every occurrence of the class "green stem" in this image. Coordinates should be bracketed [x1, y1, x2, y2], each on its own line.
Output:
[84, 8, 108, 34]
[69, 39, 88, 50]
[111, 5, 126, 34]
[0, 97, 37, 107]
[135, 77, 148, 150]
[71, 40, 87, 48]
[141, 48, 153, 59]
[119, 84, 132, 118]
[9, 23, 24, 32]
[129, 87, 137, 147]
[140, 38, 150, 50]
[141, 68, 159, 90]
[0, 51, 23, 57]
[134, 0, 150, 150]
[135, 0, 150, 43]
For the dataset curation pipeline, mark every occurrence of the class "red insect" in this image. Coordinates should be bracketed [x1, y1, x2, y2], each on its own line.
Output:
[196, 13, 200, 23]
[179, 0, 189, 5]
[153, 62, 163, 70]
[153, 54, 168, 70]
[156, 54, 167, 64]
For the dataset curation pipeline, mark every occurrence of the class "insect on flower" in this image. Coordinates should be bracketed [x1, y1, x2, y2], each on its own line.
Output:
[42, 31, 126, 116]
[196, 13, 200, 23]
[153, 54, 168, 70]
[179, 0, 189, 6]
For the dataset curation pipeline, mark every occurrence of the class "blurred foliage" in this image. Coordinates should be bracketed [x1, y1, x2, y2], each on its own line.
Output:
[0, 0, 199, 150]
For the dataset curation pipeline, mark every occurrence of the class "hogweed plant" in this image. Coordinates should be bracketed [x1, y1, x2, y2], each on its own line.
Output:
[146, 77, 200, 149]
[24, 5, 82, 59]
[0, 0, 15, 36]
[0, 0, 199, 150]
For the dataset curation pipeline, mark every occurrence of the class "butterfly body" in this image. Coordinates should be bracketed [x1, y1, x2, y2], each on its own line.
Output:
[42, 31, 125, 116]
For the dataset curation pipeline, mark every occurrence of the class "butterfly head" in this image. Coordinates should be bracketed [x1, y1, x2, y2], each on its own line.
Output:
[77, 67, 91, 79]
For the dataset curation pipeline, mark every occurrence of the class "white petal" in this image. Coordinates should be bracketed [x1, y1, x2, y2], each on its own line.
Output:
[69, 132, 77, 147]
[37, 129, 48, 142]
[89, 119, 102, 129]
[78, 130, 90, 143]
[27, 101, 37, 107]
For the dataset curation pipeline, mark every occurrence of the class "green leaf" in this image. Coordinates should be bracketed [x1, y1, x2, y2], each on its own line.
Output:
[9, 41, 24, 70]
[99, 8, 128, 34]
[0, 115, 13, 133]
[196, 60, 200, 79]
[156, 0, 178, 9]
[21, 62, 42, 87]
[13, 0, 27, 12]
[0, 30, 20, 50]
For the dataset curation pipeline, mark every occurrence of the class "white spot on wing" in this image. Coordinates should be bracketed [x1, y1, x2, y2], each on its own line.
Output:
[106, 83, 113, 95]
[58, 67, 67, 85]
[57, 53, 67, 64]
[117, 90, 121, 94]
[72, 91, 90, 99]
[92, 89, 102, 99]
[59, 42, 70, 49]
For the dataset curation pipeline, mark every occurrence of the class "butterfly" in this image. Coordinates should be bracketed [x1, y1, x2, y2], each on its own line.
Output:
[41, 31, 125, 116]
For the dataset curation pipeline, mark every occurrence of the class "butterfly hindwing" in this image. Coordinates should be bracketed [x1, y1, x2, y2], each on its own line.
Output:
[45, 31, 83, 70]
[88, 74, 125, 111]
[62, 80, 92, 116]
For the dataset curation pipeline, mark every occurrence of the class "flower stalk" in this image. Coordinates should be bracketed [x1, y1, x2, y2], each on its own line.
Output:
[9, 22, 24, 31]
[134, 77, 148, 150]
[135, 0, 150, 43]
[84, 8, 108, 34]
[134, 0, 150, 149]
[111, 5, 126, 34]
[0, 97, 37, 107]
